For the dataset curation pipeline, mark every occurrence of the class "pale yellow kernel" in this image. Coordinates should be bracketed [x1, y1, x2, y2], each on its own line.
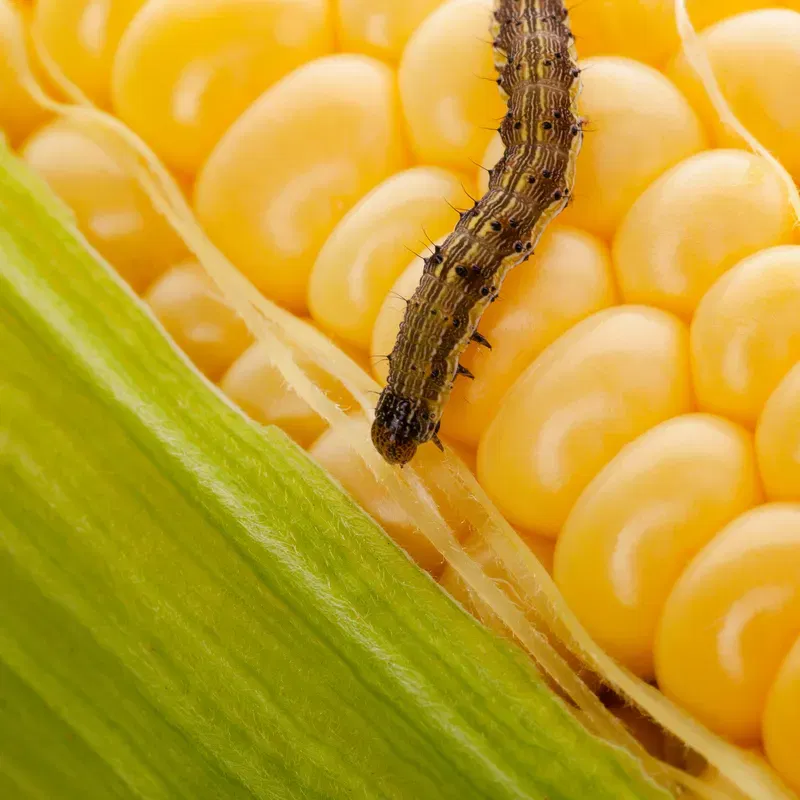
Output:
[308, 166, 473, 349]
[398, 0, 505, 173]
[144, 262, 252, 382]
[194, 55, 406, 315]
[613, 150, 795, 320]
[655, 503, 800, 744]
[309, 416, 470, 575]
[554, 414, 762, 679]
[336, 0, 446, 62]
[763, 636, 800, 795]
[757, 363, 800, 501]
[668, 9, 800, 181]
[568, 0, 677, 67]
[310, 321, 372, 374]
[371, 226, 615, 448]
[111, 0, 333, 177]
[477, 132, 503, 195]
[21, 118, 188, 293]
[33, 0, 146, 108]
[691, 245, 800, 428]
[371, 256, 423, 383]
[686, 0, 800, 30]
[477, 306, 693, 538]
[556, 57, 706, 241]
[0, 0, 50, 145]
[443, 436, 477, 475]
[220, 333, 355, 449]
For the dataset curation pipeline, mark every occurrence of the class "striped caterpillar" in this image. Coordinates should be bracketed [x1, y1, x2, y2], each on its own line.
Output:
[372, 0, 583, 464]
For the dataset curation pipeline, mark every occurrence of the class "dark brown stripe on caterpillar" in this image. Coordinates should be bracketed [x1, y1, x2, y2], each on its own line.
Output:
[372, 0, 582, 465]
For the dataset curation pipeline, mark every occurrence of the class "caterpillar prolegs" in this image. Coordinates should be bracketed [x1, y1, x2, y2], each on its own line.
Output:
[372, 0, 583, 465]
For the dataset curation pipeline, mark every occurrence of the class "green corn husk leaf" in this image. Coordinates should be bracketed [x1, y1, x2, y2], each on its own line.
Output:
[0, 141, 671, 799]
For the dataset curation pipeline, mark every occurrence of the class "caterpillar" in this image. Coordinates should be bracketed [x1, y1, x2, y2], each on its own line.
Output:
[372, 0, 583, 465]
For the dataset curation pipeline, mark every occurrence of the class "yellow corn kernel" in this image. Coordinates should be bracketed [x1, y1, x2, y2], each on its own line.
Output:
[335, 0, 446, 62]
[398, 0, 505, 174]
[33, 0, 146, 108]
[757, 363, 800, 501]
[691, 245, 800, 428]
[308, 166, 473, 349]
[668, 9, 800, 181]
[567, 0, 677, 67]
[371, 226, 615, 447]
[370, 255, 423, 384]
[220, 335, 354, 449]
[763, 636, 800, 795]
[613, 150, 794, 320]
[554, 414, 762, 679]
[477, 307, 692, 538]
[686, 0, 800, 30]
[111, 0, 333, 177]
[0, 0, 50, 146]
[309, 417, 471, 576]
[443, 436, 477, 475]
[194, 54, 406, 315]
[477, 132, 503, 195]
[655, 503, 800, 745]
[144, 262, 252, 382]
[21, 118, 188, 293]
[555, 57, 706, 241]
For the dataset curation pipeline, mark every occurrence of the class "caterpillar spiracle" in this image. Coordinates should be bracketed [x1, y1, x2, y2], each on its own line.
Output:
[372, 0, 583, 465]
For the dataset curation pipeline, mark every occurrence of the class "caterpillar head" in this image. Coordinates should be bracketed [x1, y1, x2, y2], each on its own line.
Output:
[371, 389, 434, 465]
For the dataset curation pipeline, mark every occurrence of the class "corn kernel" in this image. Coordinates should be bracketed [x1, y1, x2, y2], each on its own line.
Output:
[21, 118, 188, 292]
[0, 0, 50, 145]
[309, 416, 471, 575]
[335, 0, 446, 63]
[111, 0, 333, 177]
[613, 150, 795, 320]
[655, 503, 800, 744]
[220, 335, 354, 449]
[686, 1, 800, 30]
[33, 0, 146, 108]
[553, 57, 706, 241]
[478, 307, 693, 538]
[194, 55, 406, 315]
[554, 414, 762, 679]
[308, 166, 473, 349]
[757, 363, 800, 501]
[567, 0, 676, 67]
[763, 636, 800, 795]
[144, 262, 252, 382]
[371, 255, 423, 385]
[691, 245, 800, 428]
[398, 0, 505, 174]
[668, 9, 800, 182]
